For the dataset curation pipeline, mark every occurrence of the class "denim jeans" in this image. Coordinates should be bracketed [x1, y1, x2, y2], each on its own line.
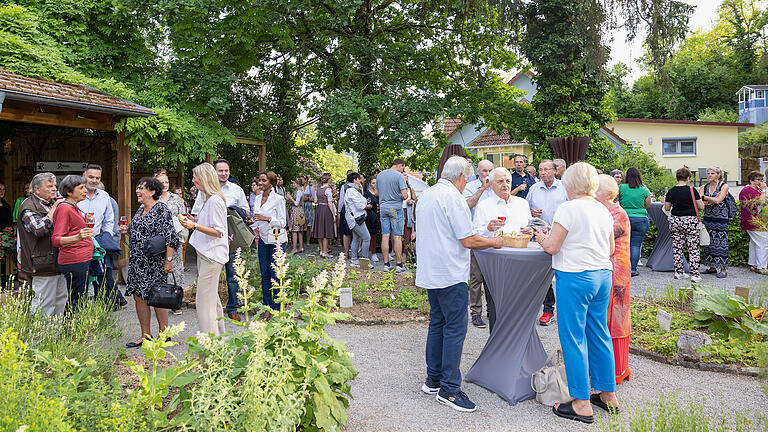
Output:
[258, 239, 284, 310]
[224, 251, 240, 313]
[58, 261, 90, 314]
[350, 222, 371, 260]
[425, 282, 469, 395]
[629, 217, 650, 273]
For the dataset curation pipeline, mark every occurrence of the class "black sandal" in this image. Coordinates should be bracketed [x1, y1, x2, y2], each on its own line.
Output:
[703, 268, 717, 274]
[590, 393, 621, 414]
[552, 401, 594, 424]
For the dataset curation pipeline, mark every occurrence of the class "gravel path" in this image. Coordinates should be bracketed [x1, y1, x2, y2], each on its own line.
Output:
[114, 247, 768, 430]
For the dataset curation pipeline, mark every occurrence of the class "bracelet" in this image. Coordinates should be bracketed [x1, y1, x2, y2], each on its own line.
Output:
[193, 223, 197, 231]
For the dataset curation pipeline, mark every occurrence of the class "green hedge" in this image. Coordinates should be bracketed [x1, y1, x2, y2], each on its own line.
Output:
[641, 204, 750, 267]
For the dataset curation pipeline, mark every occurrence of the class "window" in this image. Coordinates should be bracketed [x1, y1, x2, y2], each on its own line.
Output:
[662, 137, 697, 156]
[758, 90, 764, 99]
[485, 152, 513, 167]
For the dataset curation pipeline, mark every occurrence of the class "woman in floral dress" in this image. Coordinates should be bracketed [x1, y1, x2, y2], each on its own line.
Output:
[597, 175, 632, 384]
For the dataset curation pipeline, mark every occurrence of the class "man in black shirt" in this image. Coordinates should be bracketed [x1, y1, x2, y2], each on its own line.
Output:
[510, 155, 535, 199]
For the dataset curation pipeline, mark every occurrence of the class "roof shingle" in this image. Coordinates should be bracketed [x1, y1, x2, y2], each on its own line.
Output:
[0, 69, 154, 116]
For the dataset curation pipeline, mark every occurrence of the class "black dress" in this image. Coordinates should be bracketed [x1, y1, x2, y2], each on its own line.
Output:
[125, 202, 179, 300]
[364, 188, 380, 235]
[0, 199, 13, 230]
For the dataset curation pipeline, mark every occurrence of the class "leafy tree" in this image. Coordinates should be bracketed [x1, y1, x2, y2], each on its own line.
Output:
[697, 108, 739, 123]
[519, 0, 615, 160]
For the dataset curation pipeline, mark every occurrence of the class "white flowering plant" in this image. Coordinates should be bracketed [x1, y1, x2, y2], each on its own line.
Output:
[184, 247, 358, 432]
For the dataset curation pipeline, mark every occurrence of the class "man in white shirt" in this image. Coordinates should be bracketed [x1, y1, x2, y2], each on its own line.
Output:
[79, 164, 125, 308]
[526, 159, 569, 326]
[472, 167, 532, 331]
[191, 159, 249, 321]
[416, 156, 502, 413]
[461, 159, 495, 328]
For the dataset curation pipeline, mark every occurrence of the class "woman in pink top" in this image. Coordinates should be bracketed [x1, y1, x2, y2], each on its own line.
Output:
[51, 175, 94, 313]
[739, 171, 768, 274]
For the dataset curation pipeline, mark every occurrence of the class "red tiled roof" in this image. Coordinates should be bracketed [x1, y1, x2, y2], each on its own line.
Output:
[0, 69, 154, 116]
[443, 117, 464, 139]
[469, 128, 526, 147]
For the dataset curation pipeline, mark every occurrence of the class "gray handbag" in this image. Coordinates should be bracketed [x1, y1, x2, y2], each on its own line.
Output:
[531, 350, 573, 406]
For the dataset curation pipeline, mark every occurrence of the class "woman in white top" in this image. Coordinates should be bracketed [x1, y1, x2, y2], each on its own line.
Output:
[344, 172, 372, 268]
[530, 162, 619, 424]
[251, 171, 287, 310]
[179, 163, 228, 336]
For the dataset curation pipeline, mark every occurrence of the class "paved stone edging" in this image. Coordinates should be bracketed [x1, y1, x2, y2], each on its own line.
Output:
[629, 344, 761, 377]
[338, 316, 428, 326]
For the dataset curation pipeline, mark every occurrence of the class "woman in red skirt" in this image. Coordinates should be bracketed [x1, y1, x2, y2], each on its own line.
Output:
[597, 175, 632, 384]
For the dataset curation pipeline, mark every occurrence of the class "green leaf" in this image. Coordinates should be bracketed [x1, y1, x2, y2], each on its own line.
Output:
[708, 320, 729, 338]
[693, 311, 714, 321]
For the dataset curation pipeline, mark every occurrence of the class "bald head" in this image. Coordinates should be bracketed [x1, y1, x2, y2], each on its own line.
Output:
[477, 159, 494, 182]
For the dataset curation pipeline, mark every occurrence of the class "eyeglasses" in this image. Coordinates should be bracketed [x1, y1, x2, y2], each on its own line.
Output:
[135, 185, 146, 191]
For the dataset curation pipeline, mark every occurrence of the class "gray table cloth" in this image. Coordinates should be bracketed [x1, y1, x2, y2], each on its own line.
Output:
[465, 244, 554, 405]
[646, 202, 689, 272]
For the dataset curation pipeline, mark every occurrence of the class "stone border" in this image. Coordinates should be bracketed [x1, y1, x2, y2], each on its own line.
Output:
[629, 345, 761, 377]
[338, 316, 428, 326]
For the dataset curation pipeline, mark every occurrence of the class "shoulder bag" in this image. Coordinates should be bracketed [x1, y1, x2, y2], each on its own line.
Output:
[719, 183, 739, 219]
[264, 227, 288, 245]
[227, 208, 256, 252]
[147, 272, 183, 310]
[531, 350, 572, 406]
[690, 187, 710, 246]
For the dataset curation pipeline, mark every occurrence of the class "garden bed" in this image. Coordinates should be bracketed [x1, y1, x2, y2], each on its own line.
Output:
[630, 297, 765, 368]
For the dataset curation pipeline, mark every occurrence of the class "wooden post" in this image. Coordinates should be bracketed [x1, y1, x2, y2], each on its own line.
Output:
[177, 161, 184, 190]
[116, 131, 131, 267]
[259, 144, 267, 172]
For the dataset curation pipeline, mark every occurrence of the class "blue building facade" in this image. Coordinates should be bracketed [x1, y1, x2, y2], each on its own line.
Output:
[737, 85, 768, 125]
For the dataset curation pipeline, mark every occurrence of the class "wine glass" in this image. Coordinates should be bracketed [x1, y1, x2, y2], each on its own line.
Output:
[119, 216, 128, 227]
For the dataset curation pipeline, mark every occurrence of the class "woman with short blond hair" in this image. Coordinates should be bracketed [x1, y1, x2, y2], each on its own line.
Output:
[180, 163, 228, 335]
[532, 162, 619, 423]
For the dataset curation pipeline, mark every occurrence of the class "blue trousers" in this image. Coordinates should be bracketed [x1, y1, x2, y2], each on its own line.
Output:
[224, 251, 240, 313]
[58, 261, 90, 315]
[629, 216, 649, 273]
[257, 239, 285, 310]
[554, 269, 616, 400]
[425, 282, 468, 395]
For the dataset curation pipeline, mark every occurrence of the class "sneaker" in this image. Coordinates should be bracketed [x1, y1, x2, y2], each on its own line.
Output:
[538, 312, 554, 326]
[421, 380, 440, 395]
[471, 314, 487, 328]
[674, 272, 689, 280]
[384, 262, 394, 271]
[349, 260, 360, 268]
[436, 389, 477, 413]
[371, 254, 379, 262]
[171, 309, 182, 316]
[631, 271, 640, 277]
[395, 264, 406, 273]
[690, 275, 702, 283]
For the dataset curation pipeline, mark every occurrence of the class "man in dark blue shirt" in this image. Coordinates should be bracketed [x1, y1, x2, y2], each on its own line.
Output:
[510, 154, 535, 199]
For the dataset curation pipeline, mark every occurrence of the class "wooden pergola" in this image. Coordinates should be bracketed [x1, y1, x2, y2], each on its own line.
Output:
[0, 69, 154, 221]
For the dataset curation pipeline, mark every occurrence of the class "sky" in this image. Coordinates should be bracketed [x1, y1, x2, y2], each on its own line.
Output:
[607, 0, 722, 84]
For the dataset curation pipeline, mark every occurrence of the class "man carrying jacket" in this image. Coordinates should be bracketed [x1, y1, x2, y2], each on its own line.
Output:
[18, 172, 66, 316]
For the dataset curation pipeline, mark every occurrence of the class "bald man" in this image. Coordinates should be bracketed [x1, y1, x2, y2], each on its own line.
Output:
[462, 159, 496, 328]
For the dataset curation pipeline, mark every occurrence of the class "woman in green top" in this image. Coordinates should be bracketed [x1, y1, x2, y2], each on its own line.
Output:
[617, 167, 651, 276]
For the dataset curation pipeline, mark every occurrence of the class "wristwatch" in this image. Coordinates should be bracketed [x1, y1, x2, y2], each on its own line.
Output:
[166, 256, 173, 262]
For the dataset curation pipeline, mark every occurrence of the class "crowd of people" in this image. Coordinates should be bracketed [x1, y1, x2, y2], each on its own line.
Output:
[11, 148, 767, 422]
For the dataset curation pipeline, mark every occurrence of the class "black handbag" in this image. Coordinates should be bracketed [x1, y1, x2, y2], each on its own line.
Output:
[354, 213, 367, 226]
[147, 272, 183, 310]
[143, 234, 166, 256]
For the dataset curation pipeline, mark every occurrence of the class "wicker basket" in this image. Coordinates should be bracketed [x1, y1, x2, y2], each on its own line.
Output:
[502, 234, 532, 248]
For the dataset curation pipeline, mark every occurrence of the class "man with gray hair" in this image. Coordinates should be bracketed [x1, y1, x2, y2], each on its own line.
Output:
[472, 167, 532, 331]
[554, 158, 567, 179]
[17, 172, 66, 316]
[416, 156, 502, 413]
[462, 159, 495, 328]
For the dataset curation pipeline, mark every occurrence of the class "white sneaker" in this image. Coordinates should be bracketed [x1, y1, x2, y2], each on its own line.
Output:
[371, 254, 379, 262]
[690, 275, 702, 283]
[349, 260, 360, 268]
[674, 272, 689, 280]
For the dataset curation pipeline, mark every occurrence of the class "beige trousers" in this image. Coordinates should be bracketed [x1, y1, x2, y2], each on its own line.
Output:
[196, 253, 225, 336]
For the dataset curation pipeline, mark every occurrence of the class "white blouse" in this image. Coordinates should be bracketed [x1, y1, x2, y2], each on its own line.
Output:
[252, 191, 287, 243]
[189, 194, 229, 265]
[344, 185, 368, 229]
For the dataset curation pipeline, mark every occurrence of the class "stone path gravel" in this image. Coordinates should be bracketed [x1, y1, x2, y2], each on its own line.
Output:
[115, 248, 768, 431]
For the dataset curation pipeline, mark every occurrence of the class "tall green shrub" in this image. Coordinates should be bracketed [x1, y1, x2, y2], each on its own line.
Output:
[618, 143, 676, 197]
